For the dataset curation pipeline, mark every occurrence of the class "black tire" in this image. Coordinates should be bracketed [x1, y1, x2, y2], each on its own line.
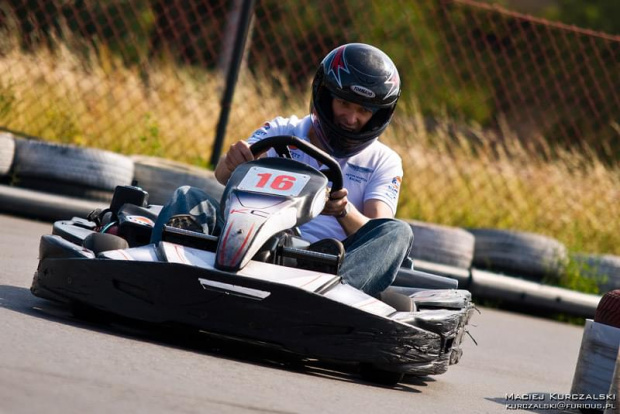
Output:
[572, 253, 620, 292]
[405, 220, 475, 269]
[14, 176, 114, 201]
[0, 132, 15, 176]
[13, 138, 134, 190]
[468, 228, 568, 281]
[131, 155, 225, 205]
[83, 232, 129, 255]
[594, 290, 620, 328]
[359, 363, 404, 386]
[0, 184, 105, 222]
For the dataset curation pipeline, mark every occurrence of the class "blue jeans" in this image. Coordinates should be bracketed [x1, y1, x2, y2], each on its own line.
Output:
[151, 186, 413, 296]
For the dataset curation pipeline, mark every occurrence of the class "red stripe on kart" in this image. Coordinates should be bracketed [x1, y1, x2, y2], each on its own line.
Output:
[217, 220, 235, 264]
[230, 223, 256, 266]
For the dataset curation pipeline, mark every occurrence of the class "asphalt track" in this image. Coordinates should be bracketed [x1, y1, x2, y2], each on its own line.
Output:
[0, 214, 586, 414]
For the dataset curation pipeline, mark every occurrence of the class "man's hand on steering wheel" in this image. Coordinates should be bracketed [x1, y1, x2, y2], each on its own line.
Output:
[215, 140, 256, 184]
[322, 188, 349, 218]
[224, 141, 254, 173]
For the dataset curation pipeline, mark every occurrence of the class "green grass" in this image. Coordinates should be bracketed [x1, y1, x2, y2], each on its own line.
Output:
[1, 41, 619, 295]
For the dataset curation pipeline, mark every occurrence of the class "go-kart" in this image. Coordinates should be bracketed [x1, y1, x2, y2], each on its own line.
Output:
[31, 135, 475, 385]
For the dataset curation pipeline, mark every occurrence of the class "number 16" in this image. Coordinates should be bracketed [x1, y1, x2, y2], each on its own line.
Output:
[255, 173, 296, 191]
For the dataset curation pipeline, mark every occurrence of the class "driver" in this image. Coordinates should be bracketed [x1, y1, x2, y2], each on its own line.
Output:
[154, 43, 413, 297]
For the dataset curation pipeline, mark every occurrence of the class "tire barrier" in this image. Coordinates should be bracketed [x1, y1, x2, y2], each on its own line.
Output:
[12, 138, 134, 200]
[468, 228, 568, 281]
[0, 132, 15, 176]
[412, 259, 472, 289]
[470, 268, 600, 317]
[573, 254, 620, 294]
[131, 155, 225, 205]
[0, 184, 105, 222]
[406, 220, 475, 269]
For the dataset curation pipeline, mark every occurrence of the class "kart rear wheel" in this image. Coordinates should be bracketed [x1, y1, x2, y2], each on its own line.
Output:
[359, 363, 404, 386]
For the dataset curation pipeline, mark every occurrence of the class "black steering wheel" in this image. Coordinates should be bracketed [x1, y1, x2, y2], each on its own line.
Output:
[249, 135, 343, 194]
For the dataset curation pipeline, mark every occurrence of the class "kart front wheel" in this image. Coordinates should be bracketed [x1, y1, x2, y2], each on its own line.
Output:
[359, 363, 404, 386]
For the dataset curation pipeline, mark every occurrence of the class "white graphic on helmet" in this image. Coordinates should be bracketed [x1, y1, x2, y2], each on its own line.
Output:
[351, 85, 376, 98]
[384, 68, 400, 100]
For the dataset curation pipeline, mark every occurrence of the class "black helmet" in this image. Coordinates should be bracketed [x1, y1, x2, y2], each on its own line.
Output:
[310, 43, 401, 158]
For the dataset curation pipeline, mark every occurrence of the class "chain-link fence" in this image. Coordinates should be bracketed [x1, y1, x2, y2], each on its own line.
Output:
[0, 0, 619, 255]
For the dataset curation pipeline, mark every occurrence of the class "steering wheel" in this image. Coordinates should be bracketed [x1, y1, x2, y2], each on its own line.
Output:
[249, 135, 343, 195]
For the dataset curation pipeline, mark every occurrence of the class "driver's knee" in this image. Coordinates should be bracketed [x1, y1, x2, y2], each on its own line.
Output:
[393, 219, 414, 255]
[361, 218, 412, 245]
[391, 219, 413, 241]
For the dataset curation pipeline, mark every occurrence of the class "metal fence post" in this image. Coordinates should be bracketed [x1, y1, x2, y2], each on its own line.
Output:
[210, 0, 256, 168]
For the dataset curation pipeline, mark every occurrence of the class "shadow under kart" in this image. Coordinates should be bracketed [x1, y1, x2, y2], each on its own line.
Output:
[31, 135, 475, 385]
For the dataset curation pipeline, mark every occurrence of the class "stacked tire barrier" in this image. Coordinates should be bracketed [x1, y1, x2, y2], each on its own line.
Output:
[13, 137, 134, 201]
[573, 254, 620, 293]
[1, 133, 120, 220]
[0, 134, 221, 221]
[469, 229, 568, 282]
[403, 220, 603, 317]
[0, 135, 615, 318]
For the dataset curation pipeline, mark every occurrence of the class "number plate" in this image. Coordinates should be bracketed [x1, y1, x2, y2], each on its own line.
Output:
[237, 167, 310, 197]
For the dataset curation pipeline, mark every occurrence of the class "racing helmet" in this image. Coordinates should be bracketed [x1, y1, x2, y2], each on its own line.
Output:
[310, 43, 401, 158]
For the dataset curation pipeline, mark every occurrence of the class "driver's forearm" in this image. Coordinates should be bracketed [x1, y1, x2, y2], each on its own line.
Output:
[336, 205, 369, 236]
[214, 155, 232, 185]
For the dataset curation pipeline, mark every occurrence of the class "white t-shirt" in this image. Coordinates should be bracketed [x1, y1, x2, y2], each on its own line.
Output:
[246, 115, 403, 243]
